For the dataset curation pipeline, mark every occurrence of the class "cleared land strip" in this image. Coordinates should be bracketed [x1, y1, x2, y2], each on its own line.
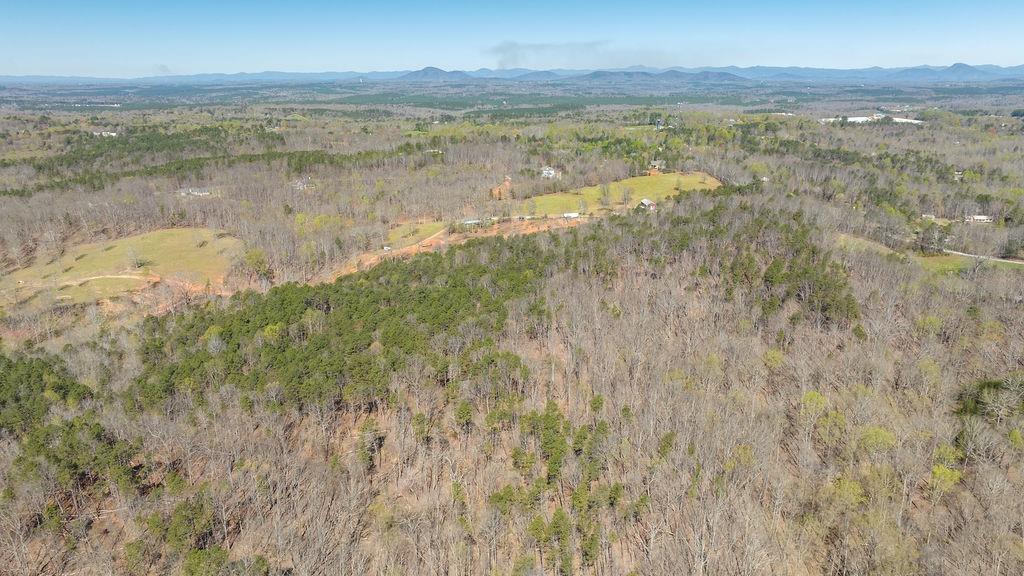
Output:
[324, 171, 720, 281]
[2, 173, 718, 317]
[326, 215, 588, 281]
[938, 248, 1024, 266]
[836, 232, 1024, 272]
[0, 228, 240, 309]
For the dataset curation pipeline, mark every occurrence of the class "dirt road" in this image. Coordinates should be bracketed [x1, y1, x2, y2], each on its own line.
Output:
[323, 216, 590, 281]
[938, 248, 1024, 266]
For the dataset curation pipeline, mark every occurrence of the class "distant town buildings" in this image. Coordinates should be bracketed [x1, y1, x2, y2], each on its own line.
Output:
[878, 105, 912, 114]
[820, 113, 923, 125]
[91, 131, 118, 137]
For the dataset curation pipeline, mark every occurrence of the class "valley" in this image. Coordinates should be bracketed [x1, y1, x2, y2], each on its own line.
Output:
[1, 72, 1023, 576]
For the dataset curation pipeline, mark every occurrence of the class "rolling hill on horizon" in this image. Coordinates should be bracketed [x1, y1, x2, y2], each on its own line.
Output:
[4, 63, 1024, 86]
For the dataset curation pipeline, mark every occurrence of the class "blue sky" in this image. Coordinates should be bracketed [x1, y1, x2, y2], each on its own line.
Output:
[3, 0, 1023, 76]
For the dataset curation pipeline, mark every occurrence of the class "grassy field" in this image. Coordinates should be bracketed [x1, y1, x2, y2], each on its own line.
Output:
[0, 228, 241, 308]
[519, 172, 721, 216]
[835, 232, 968, 272]
[919, 255, 1024, 273]
[835, 233, 896, 255]
[914, 254, 974, 274]
[835, 233, 1023, 274]
[989, 259, 1024, 271]
[382, 173, 721, 249]
[386, 221, 446, 249]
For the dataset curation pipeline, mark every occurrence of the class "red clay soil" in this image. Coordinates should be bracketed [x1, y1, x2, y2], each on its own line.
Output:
[1, 217, 588, 346]
[324, 216, 589, 281]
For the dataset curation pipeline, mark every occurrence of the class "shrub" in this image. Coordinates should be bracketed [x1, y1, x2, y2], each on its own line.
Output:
[454, 401, 473, 431]
[657, 432, 676, 460]
[859, 425, 897, 453]
[929, 464, 962, 495]
[933, 444, 963, 466]
[0, 353, 89, 437]
[15, 415, 139, 495]
[357, 418, 385, 471]
[166, 496, 215, 553]
[800, 391, 827, 419]
[1010, 428, 1023, 449]
[827, 476, 865, 511]
[182, 546, 228, 576]
[763, 349, 785, 370]
[816, 410, 847, 448]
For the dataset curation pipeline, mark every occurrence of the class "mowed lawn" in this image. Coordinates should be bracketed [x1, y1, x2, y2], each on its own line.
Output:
[386, 221, 446, 249]
[0, 228, 241, 307]
[521, 172, 721, 216]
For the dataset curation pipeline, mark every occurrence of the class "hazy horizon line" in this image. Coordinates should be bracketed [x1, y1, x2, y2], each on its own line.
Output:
[3, 61, 1024, 80]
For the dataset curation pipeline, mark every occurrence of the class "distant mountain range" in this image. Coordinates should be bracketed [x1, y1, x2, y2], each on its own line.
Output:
[395, 67, 474, 82]
[4, 63, 1024, 86]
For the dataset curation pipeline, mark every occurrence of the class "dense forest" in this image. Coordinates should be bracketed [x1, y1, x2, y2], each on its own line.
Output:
[1, 83, 1024, 575]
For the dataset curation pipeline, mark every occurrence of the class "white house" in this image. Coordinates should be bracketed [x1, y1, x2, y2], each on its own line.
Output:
[541, 166, 561, 180]
[965, 215, 994, 224]
[638, 198, 657, 211]
[562, 212, 580, 219]
[177, 187, 213, 198]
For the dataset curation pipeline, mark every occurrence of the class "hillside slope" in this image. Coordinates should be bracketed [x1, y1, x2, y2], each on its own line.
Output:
[3, 189, 1022, 575]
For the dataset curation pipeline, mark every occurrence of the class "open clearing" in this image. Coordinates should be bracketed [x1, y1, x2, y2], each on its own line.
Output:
[914, 254, 974, 274]
[329, 215, 589, 280]
[834, 233, 1023, 273]
[386, 221, 447, 249]
[520, 172, 721, 216]
[329, 172, 721, 281]
[5, 173, 719, 312]
[835, 233, 897, 255]
[0, 227, 241, 309]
